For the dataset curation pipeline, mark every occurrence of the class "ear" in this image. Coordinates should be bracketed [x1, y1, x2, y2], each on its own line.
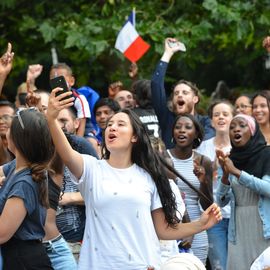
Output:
[131, 135, 137, 143]
[74, 118, 80, 130]
[68, 75, 75, 87]
[193, 95, 199, 105]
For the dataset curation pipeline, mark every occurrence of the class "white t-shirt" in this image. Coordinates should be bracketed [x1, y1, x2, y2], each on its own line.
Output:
[73, 155, 163, 270]
[73, 93, 91, 119]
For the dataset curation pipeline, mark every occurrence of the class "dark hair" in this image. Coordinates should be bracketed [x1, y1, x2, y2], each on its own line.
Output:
[172, 114, 204, 149]
[131, 79, 152, 109]
[18, 93, 27, 106]
[10, 110, 54, 207]
[102, 109, 179, 226]
[208, 99, 234, 119]
[93, 98, 120, 116]
[251, 90, 270, 110]
[50, 63, 73, 76]
[0, 100, 15, 111]
[65, 106, 78, 119]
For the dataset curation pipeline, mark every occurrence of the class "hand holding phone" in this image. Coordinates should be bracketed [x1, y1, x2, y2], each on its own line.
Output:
[167, 40, 186, 52]
[50, 76, 72, 100]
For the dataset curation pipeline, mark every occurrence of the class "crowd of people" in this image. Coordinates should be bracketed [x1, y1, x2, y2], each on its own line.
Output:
[0, 35, 269, 270]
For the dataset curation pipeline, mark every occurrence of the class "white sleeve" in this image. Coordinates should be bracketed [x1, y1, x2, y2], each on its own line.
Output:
[74, 94, 91, 119]
[70, 154, 96, 199]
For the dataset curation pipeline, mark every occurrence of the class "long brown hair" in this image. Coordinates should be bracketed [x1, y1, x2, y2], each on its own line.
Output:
[10, 109, 54, 207]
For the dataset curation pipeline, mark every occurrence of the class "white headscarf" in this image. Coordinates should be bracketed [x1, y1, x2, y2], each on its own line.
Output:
[160, 253, 206, 270]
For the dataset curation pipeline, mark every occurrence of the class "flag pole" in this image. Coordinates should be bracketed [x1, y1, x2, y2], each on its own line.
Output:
[133, 7, 136, 28]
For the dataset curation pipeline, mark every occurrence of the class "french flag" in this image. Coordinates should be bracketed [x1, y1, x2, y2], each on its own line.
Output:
[115, 10, 150, 62]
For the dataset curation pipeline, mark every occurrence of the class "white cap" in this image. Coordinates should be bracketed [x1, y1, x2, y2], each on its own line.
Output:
[160, 253, 206, 270]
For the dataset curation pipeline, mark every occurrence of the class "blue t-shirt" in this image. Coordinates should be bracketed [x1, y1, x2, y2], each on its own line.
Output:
[1, 161, 46, 240]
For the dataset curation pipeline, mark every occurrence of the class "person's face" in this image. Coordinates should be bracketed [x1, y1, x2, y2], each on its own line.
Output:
[105, 112, 137, 154]
[235, 96, 252, 115]
[211, 103, 233, 134]
[114, 90, 135, 109]
[229, 117, 252, 147]
[172, 83, 199, 115]
[95, 105, 114, 130]
[50, 68, 75, 90]
[252, 95, 270, 126]
[173, 116, 197, 148]
[57, 109, 79, 134]
[0, 106, 14, 137]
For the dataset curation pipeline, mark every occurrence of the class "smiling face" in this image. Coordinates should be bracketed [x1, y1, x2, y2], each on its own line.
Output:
[229, 117, 252, 147]
[172, 83, 199, 115]
[105, 112, 137, 154]
[235, 96, 252, 115]
[114, 90, 135, 109]
[0, 105, 15, 137]
[173, 116, 197, 148]
[211, 103, 233, 134]
[252, 95, 270, 126]
[95, 105, 115, 130]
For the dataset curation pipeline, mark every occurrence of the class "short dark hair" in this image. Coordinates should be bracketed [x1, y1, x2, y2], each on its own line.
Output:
[172, 114, 204, 149]
[93, 98, 120, 116]
[131, 79, 152, 108]
[0, 100, 15, 111]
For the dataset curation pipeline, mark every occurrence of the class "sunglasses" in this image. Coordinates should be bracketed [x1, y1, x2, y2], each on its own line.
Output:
[16, 107, 38, 129]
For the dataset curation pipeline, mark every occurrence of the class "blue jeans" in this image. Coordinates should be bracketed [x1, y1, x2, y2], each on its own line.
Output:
[207, 218, 229, 270]
[43, 236, 77, 270]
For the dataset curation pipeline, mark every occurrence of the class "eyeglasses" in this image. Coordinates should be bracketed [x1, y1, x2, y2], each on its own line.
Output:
[0, 114, 13, 122]
[235, 104, 252, 110]
[16, 107, 38, 129]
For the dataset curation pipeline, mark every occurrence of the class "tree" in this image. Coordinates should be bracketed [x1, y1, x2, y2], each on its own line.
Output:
[0, 0, 270, 103]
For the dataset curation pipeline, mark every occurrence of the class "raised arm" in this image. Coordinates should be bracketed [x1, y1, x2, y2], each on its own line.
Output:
[26, 64, 43, 91]
[46, 88, 84, 179]
[0, 43, 14, 95]
[151, 38, 179, 115]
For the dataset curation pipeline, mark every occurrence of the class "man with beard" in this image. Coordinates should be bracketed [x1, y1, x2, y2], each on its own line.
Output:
[151, 38, 215, 148]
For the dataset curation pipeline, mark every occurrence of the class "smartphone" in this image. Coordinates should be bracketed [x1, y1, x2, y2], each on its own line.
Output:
[49, 76, 71, 100]
[168, 41, 187, 52]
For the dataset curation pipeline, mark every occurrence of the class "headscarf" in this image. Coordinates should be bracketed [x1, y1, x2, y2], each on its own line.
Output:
[160, 253, 206, 270]
[232, 114, 256, 136]
[229, 115, 270, 178]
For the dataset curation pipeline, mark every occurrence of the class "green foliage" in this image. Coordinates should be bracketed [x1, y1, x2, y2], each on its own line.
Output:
[0, 0, 270, 101]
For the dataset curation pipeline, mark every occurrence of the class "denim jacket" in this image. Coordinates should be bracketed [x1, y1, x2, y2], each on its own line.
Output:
[216, 168, 270, 244]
